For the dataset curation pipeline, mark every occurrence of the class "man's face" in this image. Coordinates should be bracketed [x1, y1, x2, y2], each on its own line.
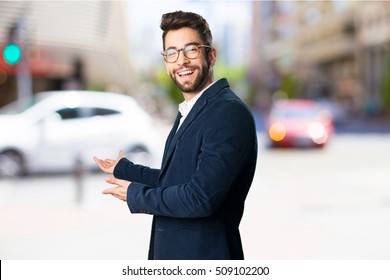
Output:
[163, 27, 216, 95]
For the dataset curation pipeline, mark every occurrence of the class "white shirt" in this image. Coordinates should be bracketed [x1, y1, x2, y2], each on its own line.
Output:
[177, 81, 217, 130]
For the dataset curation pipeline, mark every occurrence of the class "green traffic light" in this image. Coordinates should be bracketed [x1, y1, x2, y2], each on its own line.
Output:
[3, 43, 22, 65]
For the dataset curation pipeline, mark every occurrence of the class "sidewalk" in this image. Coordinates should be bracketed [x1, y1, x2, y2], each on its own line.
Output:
[0, 173, 151, 259]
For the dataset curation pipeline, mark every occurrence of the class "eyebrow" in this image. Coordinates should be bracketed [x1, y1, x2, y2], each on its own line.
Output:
[165, 41, 202, 50]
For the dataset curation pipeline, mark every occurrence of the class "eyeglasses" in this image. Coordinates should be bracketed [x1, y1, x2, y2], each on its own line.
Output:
[161, 44, 211, 63]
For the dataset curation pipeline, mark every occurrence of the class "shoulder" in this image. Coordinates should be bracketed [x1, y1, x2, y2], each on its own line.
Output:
[212, 85, 253, 119]
[206, 96, 255, 133]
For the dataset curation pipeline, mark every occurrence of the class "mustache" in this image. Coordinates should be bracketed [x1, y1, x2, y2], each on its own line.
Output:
[175, 65, 198, 71]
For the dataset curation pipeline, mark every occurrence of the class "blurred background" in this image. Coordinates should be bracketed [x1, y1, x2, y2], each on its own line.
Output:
[0, 0, 389, 259]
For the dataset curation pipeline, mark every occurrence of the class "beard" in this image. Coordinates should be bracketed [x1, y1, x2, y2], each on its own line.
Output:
[171, 63, 211, 94]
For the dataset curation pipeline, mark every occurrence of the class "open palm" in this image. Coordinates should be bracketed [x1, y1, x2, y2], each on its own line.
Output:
[93, 150, 125, 174]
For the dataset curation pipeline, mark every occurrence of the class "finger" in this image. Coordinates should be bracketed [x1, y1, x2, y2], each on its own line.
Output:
[93, 159, 107, 170]
[106, 177, 130, 188]
[102, 186, 120, 195]
[94, 157, 108, 167]
[105, 176, 118, 185]
[102, 187, 127, 201]
[93, 156, 102, 165]
[102, 189, 112, 195]
[119, 150, 125, 158]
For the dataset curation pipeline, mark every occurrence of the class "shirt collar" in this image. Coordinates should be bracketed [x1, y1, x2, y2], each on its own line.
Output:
[178, 81, 217, 118]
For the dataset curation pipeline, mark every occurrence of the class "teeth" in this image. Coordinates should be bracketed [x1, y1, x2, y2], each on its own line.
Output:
[178, 70, 194, 76]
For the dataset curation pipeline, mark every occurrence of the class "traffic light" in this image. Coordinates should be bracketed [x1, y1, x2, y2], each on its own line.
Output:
[2, 22, 22, 65]
[2, 43, 22, 65]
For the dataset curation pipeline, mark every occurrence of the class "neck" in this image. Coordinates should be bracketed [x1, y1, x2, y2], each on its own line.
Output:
[182, 77, 214, 102]
[183, 92, 198, 102]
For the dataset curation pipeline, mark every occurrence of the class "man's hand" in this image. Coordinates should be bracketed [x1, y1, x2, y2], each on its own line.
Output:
[102, 176, 131, 202]
[93, 150, 124, 174]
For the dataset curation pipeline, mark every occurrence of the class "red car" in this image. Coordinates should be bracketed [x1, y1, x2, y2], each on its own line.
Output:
[266, 99, 334, 148]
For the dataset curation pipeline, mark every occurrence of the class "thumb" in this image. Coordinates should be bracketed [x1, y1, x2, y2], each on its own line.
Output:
[119, 150, 125, 158]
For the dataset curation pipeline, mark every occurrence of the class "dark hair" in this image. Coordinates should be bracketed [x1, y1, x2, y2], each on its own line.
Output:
[160, 11, 213, 50]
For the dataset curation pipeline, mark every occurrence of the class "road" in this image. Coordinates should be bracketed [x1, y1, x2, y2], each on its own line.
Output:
[242, 133, 390, 259]
[1, 132, 390, 259]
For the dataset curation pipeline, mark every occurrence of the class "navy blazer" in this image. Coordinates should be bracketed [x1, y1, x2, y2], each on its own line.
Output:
[114, 78, 258, 260]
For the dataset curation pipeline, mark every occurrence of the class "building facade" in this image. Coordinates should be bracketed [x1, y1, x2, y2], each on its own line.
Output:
[0, 1, 133, 108]
[251, 0, 390, 116]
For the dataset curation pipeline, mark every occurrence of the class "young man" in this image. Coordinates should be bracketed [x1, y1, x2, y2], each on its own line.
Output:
[94, 11, 258, 260]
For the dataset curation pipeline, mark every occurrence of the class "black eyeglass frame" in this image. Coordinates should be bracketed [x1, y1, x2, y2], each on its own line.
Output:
[161, 44, 212, 63]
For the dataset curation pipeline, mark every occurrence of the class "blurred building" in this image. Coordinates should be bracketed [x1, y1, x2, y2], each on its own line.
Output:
[0, 1, 133, 108]
[251, 0, 390, 116]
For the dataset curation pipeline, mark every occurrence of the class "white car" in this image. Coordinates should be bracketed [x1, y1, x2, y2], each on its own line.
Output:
[0, 90, 158, 176]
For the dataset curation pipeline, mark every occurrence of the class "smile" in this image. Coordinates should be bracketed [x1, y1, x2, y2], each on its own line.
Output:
[177, 69, 195, 77]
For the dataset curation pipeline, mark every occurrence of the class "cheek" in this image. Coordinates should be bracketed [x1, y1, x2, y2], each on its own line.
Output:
[168, 68, 175, 78]
[164, 62, 169, 74]
[165, 65, 174, 76]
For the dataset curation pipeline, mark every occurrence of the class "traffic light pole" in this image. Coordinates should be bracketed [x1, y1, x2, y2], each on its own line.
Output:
[3, 13, 33, 111]
[15, 17, 33, 111]
[16, 50, 33, 111]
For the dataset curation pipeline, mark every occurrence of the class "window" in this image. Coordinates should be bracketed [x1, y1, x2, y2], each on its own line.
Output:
[56, 107, 120, 120]
[92, 108, 120, 117]
[57, 108, 78, 120]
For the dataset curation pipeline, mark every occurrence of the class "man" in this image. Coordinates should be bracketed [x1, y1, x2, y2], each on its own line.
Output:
[94, 11, 257, 260]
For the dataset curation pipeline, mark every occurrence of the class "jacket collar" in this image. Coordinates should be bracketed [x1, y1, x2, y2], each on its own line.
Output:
[159, 78, 230, 174]
[175, 78, 228, 136]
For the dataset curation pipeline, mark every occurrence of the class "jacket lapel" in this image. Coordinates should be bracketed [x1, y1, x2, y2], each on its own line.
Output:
[175, 97, 206, 139]
[161, 112, 181, 166]
[159, 98, 207, 176]
[159, 79, 229, 177]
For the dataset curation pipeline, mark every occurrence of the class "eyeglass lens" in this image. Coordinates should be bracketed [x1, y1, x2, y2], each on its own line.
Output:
[164, 45, 205, 62]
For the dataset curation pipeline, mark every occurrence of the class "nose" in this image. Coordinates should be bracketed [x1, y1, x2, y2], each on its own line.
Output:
[176, 49, 190, 65]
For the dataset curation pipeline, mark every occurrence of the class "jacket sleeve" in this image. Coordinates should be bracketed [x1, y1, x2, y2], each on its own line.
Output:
[126, 101, 257, 218]
[114, 158, 160, 188]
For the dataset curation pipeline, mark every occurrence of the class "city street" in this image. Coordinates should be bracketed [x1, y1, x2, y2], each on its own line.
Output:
[1, 130, 390, 260]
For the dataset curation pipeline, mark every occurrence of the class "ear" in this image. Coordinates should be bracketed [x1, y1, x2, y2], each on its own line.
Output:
[208, 47, 217, 67]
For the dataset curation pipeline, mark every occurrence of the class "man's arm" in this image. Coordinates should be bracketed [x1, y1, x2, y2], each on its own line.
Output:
[126, 102, 257, 218]
[114, 157, 160, 187]
[94, 150, 160, 187]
